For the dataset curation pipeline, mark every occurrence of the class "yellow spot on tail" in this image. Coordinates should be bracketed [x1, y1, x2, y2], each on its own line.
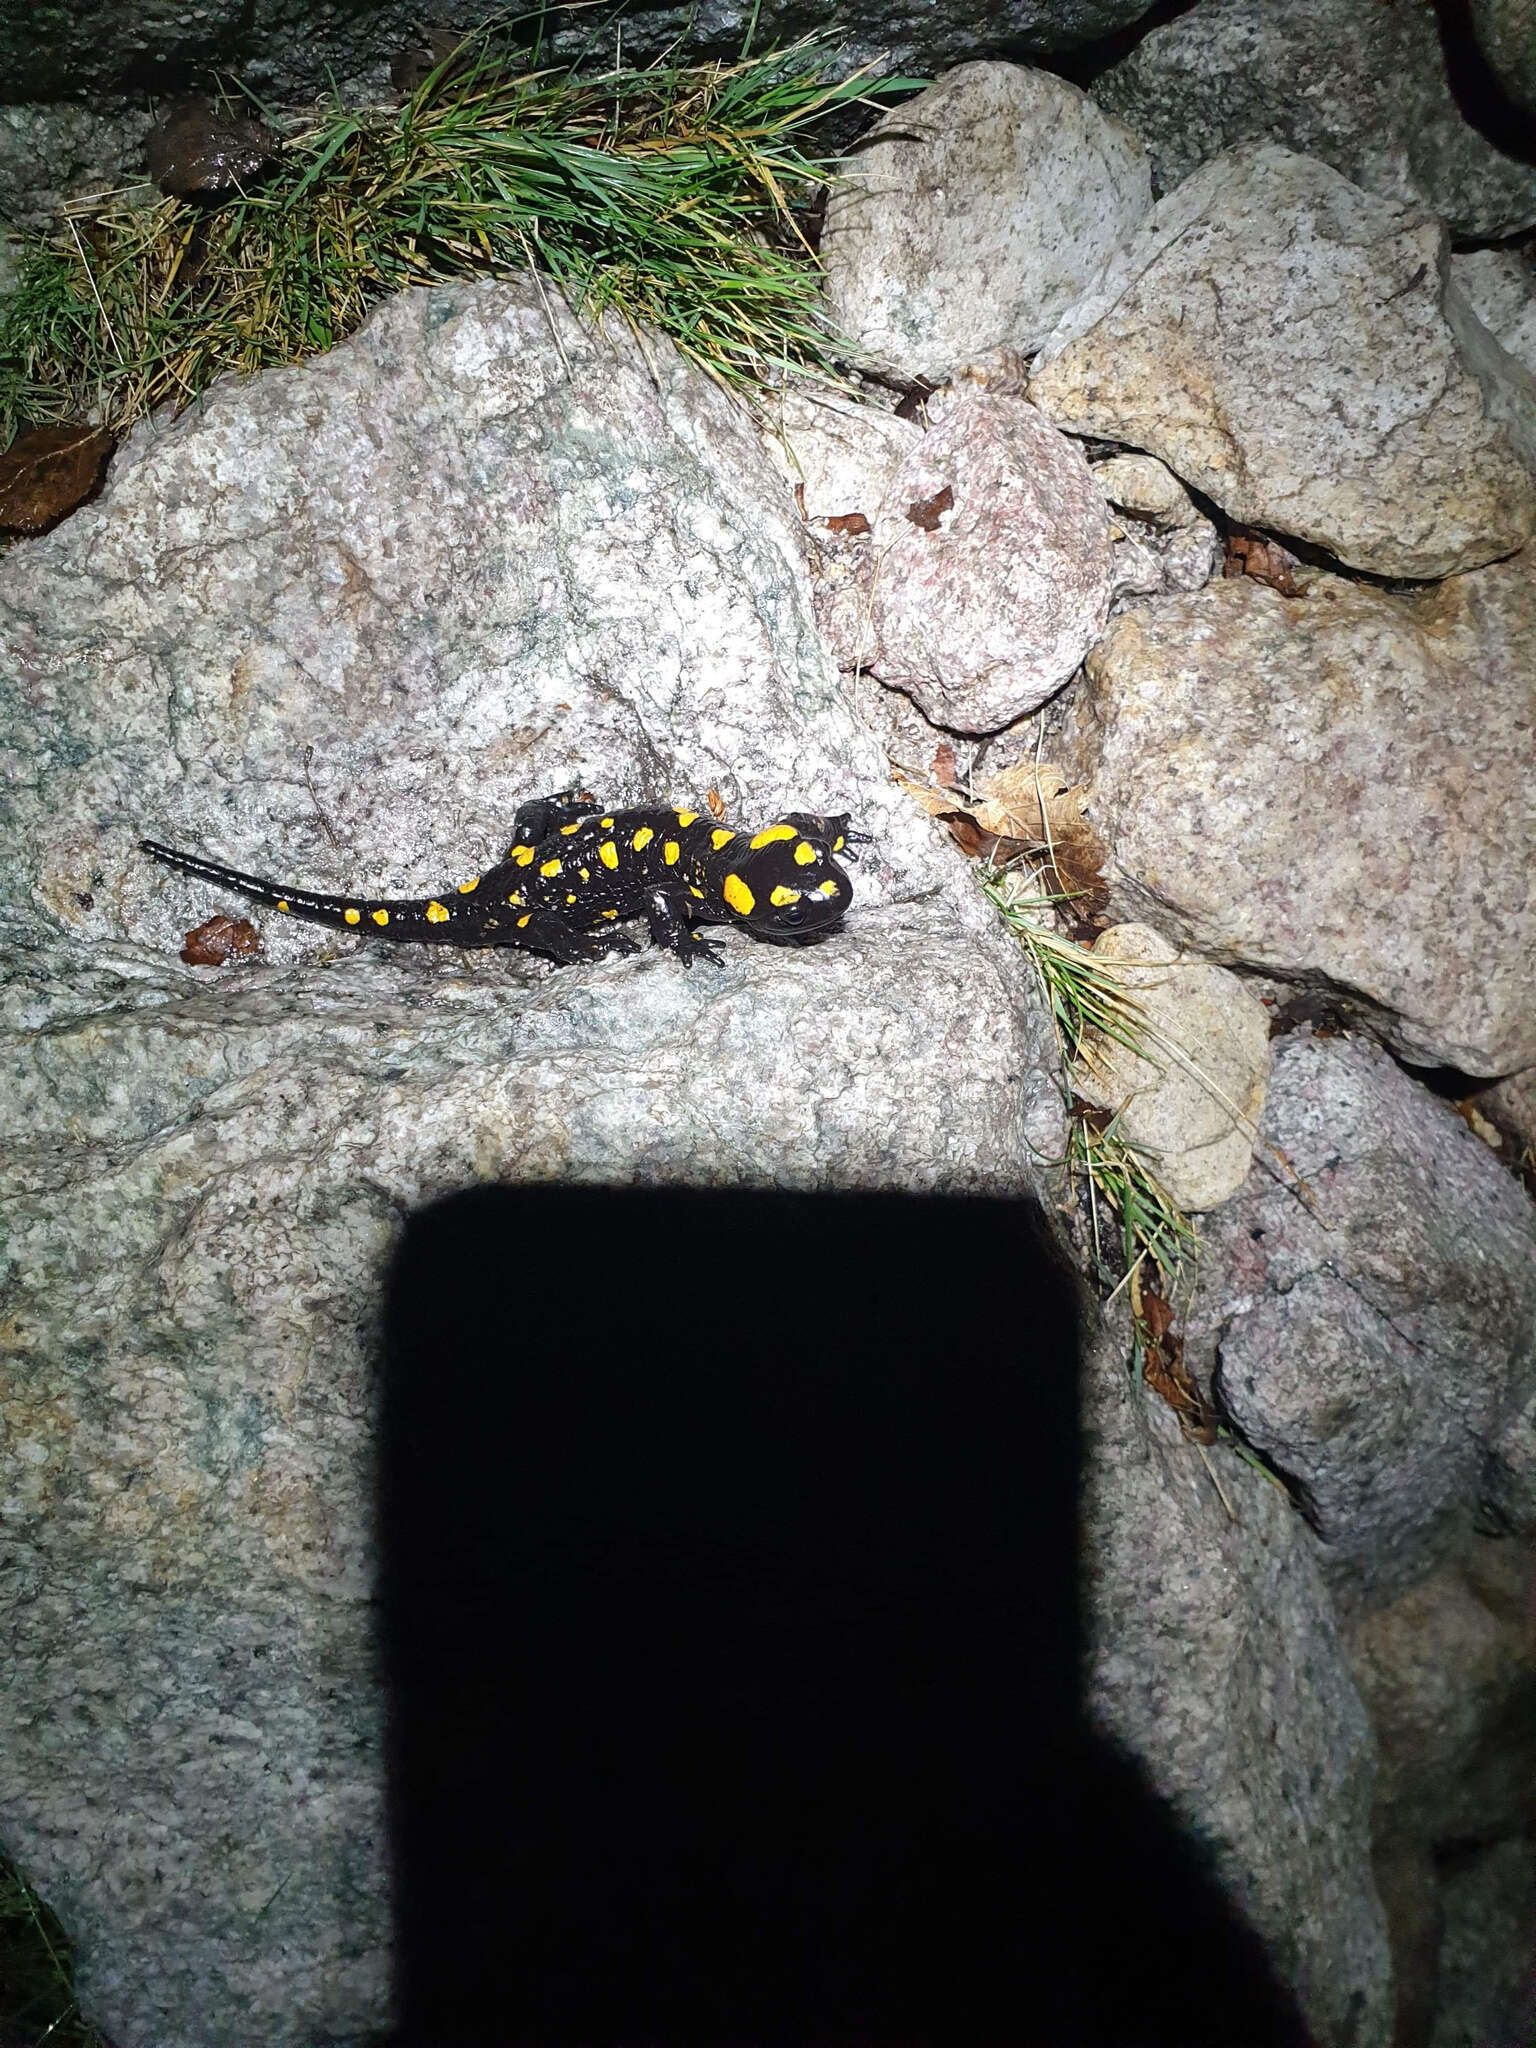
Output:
[817, 879, 840, 897]
[749, 823, 797, 849]
[372, 908, 389, 926]
[632, 826, 654, 851]
[566, 892, 577, 904]
[599, 841, 619, 870]
[540, 858, 562, 878]
[458, 876, 480, 893]
[675, 810, 698, 827]
[426, 900, 450, 923]
[276, 900, 291, 912]
[508, 891, 525, 906]
[723, 874, 754, 916]
[769, 885, 801, 907]
[511, 846, 535, 866]
[517, 913, 532, 928]
[793, 841, 817, 866]
[663, 840, 680, 865]
[690, 886, 705, 900]
[560, 821, 582, 834]
[344, 907, 361, 925]
[710, 828, 735, 850]
[602, 909, 618, 919]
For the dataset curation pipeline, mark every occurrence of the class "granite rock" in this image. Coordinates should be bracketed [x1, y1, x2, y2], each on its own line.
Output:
[821, 62, 1150, 382]
[1031, 144, 1536, 580]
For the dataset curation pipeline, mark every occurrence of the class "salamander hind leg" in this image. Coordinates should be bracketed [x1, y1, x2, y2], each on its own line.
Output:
[644, 889, 726, 967]
[475, 904, 640, 967]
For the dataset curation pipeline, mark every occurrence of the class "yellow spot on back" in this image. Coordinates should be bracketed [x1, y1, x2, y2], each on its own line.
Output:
[793, 841, 817, 866]
[769, 885, 801, 907]
[540, 858, 562, 878]
[517, 913, 532, 928]
[566, 892, 577, 904]
[372, 908, 390, 926]
[344, 907, 361, 925]
[508, 891, 525, 906]
[632, 826, 654, 851]
[690, 885, 705, 900]
[749, 823, 797, 849]
[602, 909, 618, 919]
[458, 876, 480, 893]
[723, 874, 755, 916]
[426, 900, 450, 924]
[560, 821, 582, 834]
[511, 846, 535, 866]
[711, 828, 735, 850]
[276, 899, 291, 913]
[599, 841, 619, 870]
[663, 840, 680, 865]
[601, 817, 614, 830]
[817, 879, 840, 897]
[579, 867, 590, 882]
[675, 810, 698, 827]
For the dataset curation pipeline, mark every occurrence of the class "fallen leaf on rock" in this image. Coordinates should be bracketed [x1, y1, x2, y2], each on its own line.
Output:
[931, 741, 960, 790]
[1224, 525, 1303, 596]
[905, 483, 953, 532]
[824, 511, 871, 536]
[706, 787, 728, 821]
[180, 915, 261, 966]
[893, 760, 1109, 922]
[0, 424, 116, 533]
[1135, 1280, 1217, 1443]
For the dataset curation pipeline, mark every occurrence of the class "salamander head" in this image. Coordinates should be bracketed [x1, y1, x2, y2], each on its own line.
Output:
[713, 820, 853, 942]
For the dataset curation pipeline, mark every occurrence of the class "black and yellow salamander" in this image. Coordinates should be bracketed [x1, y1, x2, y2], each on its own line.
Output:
[140, 790, 866, 968]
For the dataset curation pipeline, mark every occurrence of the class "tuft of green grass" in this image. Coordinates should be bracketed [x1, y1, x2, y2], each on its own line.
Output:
[982, 866, 1199, 1317]
[0, 1851, 110, 2048]
[0, 23, 921, 447]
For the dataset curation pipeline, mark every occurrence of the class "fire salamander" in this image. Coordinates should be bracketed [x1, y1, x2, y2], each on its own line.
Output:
[140, 790, 866, 968]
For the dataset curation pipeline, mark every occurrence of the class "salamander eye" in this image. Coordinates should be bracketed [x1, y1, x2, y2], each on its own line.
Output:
[779, 902, 805, 924]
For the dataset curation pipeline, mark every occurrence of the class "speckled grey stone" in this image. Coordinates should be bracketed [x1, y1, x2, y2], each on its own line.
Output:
[820, 62, 1150, 382]
[1031, 145, 1536, 581]
[0, 277, 1064, 2048]
[1184, 1035, 1536, 1608]
[1082, 1306, 1394, 2048]
[1091, 0, 1536, 239]
[1073, 563, 1536, 1075]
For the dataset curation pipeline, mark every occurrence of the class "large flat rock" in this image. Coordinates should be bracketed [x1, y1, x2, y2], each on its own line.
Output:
[1031, 144, 1536, 580]
[1071, 561, 1536, 1075]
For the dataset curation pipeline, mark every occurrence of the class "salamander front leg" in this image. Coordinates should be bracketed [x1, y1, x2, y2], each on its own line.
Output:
[507, 789, 599, 849]
[645, 889, 726, 968]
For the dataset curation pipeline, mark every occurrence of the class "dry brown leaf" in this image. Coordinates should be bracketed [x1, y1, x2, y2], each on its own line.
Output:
[893, 761, 1108, 924]
[905, 483, 953, 531]
[1223, 525, 1303, 596]
[705, 787, 728, 822]
[931, 742, 960, 790]
[824, 510, 871, 536]
[1137, 1285, 1217, 1443]
[0, 424, 116, 534]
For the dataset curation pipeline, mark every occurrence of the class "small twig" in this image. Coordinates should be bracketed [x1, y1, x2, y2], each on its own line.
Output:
[68, 216, 124, 367]
[302, 745, 341, 848]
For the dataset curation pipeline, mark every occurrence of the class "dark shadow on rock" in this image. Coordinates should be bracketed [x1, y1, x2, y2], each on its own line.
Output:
[379, 1185, 1316, 2047]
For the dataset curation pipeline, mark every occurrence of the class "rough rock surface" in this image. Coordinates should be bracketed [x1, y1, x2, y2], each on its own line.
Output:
[1184, 1035, 1536, 1608]
[1082, 1309, 1393, 2048]
[820, 62, 1149, 382]
[1470, 0, 1536, 115]
[1091, 451, 1220, 602]
[0, 278, 1065, 2048]
[0, 102, 150, 231]
[1428, 1837, 1536, 2048]
[1030, 145, 1536, 581]
[0, 1, 1164, 127]
[1072, 564, 1536, 1076]
[1091, 0, 1536, 239]
[1451, 248, 1536, 380]
[1072, 922, 1270, 1212]
[817, 390, 1113, 730]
